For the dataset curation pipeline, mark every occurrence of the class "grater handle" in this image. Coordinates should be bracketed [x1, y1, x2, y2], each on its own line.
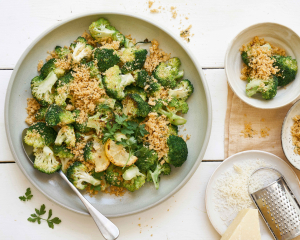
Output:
[247, 167, 283, 195]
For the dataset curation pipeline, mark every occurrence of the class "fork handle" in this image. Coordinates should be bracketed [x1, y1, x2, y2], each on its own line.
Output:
[59, 171, 119, 240]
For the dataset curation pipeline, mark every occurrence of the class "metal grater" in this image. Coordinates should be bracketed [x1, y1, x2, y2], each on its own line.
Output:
[248, 167, 300, 240]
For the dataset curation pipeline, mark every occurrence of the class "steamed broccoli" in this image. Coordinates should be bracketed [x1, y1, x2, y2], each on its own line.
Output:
[168, 79, 194, 101]
[53, 145, 74, 173]
[93, 48, 121, 72]
[122, 165, 146, 192]
[246, 76, 278, 100]
[103, 65, 135, 100]
[31, 73, 57, 106]
[105, 164, 124, 187]
[75, 132, 94, 143]
[167, 98, 189, 114]
[55, 46, 71, 59]
[168, 124, 178, 136]
[67, 161, 101, 190]
[122, 93, 150, 118]
[24, 122, 57, 148]
[165, 135, 188, 167]
[133, 69, 151, 88]
[152, 101, 187, 125]
[71, 37, 94, 64]
[45, 104, 75, 127]
[120, 48, 148, 74]
[33, 146, 61, 174]
[148, 162, 171, 189]
[54, 73, 74, 107]
[35, 107, 48, 121]
[40, 58, 66, 79]
[135, 147, 158, 172]
[55, 125, 76, 147]
[153, 57, 184, 88]
[89, 18, 126, 45]
[113, 101, 123, 115]
[272, 55, 298, 86]
[125, 86, 147, 101]
[87, 106, 114, 134]
[73, 109, 91, 133]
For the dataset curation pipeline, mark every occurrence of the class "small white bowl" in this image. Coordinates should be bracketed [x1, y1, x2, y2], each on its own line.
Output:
[225, 22, 300, 109]
[282, 99, 300, 170]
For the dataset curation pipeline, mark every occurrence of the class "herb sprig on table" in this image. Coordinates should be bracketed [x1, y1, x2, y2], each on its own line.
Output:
[19, 188, 33, 201]
[28, 204, 61, 229]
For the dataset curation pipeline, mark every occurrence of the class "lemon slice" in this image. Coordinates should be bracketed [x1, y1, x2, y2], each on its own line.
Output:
[105, 139, 138, 167]
[92, 140, 110, 172]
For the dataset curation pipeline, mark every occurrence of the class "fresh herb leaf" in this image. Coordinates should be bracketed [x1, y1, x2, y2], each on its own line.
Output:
[19, 188, 33, 201]
[28, 205, 61, 229]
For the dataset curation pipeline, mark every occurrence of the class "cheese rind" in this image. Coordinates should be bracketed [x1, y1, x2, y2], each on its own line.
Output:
[221, 209, 261, 240]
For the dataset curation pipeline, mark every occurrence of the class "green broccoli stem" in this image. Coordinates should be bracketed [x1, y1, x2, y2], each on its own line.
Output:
[157, 109, 187, 125]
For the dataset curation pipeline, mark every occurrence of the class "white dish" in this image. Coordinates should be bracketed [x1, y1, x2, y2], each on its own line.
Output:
[205, 150, 300, 239]
[282, 99, 300, 170]
[225, 22, 300, 109]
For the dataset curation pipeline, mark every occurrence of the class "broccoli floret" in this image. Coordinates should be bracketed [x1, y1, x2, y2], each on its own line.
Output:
[45, 104, 75, 127]
[168, 124, 178, 136]
[31, 73, 57, 106]
[246, 76, 278, 100]
[73, 109, 91, 133]
[241, 51, 250, 66]
[125, 86, 147, 101]
[122, 165, 146, 192]
[55, 125, 76, 147]
[24, 122, 57, 148]
[120, 48, 148, 74]
[83, 141, 93, 161]
[71, 37, 94, 64]
[152, 101, 187, 125]
[54, 73, 74, 107]
[148, 162, 171, 189]
[135, 147, 158, 172]
[86, 61, 103, 88]
[113, 101, 123, 115]
[55, 46, 71, 59]
[53, 145, 74, 173]
[89, 18, 125, 45]
[168, 79, 194, 101]
[35, 107, 48, 121]
[93, 48, 121, 72]
[153, 57, 184, 88]
[105, 164, 124, 187]
[67, 161, 101, 190]
[40, 58, 65, 79]
[133, 69, 151, 88]
[75, 132, 94, 143]
[33, 146, 61, 174]
[272, 55, 298, 86]
[165, 135, 188, 167]
[87, 106, 114, 134]
[168, 98, 189, 114]
[122, 93, 150, 118]
[103, 65, 135, 100]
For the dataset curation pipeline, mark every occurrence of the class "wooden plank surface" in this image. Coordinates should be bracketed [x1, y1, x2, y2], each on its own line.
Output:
[0, 162, 220, 240]
[1, 0, 300, 69]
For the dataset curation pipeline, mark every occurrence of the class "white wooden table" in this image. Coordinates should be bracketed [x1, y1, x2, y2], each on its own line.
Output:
[1, 0, 299, 239]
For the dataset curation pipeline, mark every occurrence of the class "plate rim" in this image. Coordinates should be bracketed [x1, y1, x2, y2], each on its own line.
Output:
[4, 11, 212, 217]
[205, 150, 300, 235]
[224, 22, 300, 110]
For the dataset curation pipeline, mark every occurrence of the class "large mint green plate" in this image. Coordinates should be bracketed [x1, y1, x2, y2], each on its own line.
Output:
[5, 12, 212, 217]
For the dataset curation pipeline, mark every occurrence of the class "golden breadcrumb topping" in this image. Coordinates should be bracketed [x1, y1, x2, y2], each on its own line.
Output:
[144, 40, 171, 73]
[100, 41, 120, 50]
[55, 54, 72, 71]
[291, 115, 300, 155]
[37, 60, 44, 72]
[143, 112, 169, 159]
[81, 31, 97, 47]
[25, 98, 40, 125]
[46, 50, 58, 61]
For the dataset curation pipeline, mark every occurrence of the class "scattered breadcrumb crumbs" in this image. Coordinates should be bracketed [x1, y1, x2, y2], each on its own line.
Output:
[260, 127, 270, 138]
[81, 31, 97, 47]
[25, 98, 40, 125]
[148, 0, 154, 8]
[37, 60, 44, 72]
[261, 118, 265, 122]
[46, 50, 58, 61]
[185, 17, 189, 20]
[151, 234, 153, 237]
[143, 112, 169, 159]
[104, 186, 126, 197]
[170, 6, 177, 19]
[240, 122, 258, 138]
[150, 9, 160, 13]
[291, 115, 300, 155]
[138, 224, 141, 227]
[186, 134, 191, 141]
[100, 41, 120, 50]
[180, 25, 192, 42]
[144, 40, 171, 73]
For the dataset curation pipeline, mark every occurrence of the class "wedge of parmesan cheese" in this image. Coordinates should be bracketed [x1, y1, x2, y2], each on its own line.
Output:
[221, 209, 261, 240]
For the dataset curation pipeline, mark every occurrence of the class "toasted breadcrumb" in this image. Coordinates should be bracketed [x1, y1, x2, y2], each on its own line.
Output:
[180, 25, 192, 42]
[100, 41, 120, 50]
[186, 134, 191, 141]
[37, 60, 44, 72]
[46, 50, 58, 61]
[81, 31, 97, 47]
[148, 0, 154, 8]
[144, 40, 171, 73]
[240, 122, 258, 138]
[260, 127, 270, 138]
[25, 98, 40, 125]
[171, 6, 177, 19]
[291, 115, 300, 155]
[104, 186, 126, 197]
[150, 9, 160, 13]
[55, 54, 72, 71]
[143, 113, 169, 159]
